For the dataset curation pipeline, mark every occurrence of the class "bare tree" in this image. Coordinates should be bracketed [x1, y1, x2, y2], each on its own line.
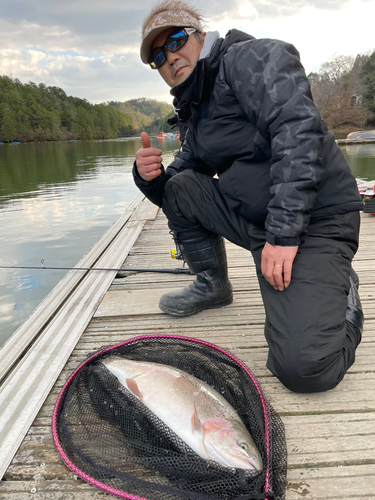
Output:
[319, 54, 354, 84]
[308, 54, 370, 131]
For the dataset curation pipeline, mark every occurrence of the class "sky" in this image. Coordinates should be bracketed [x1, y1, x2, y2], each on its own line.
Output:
[0, 0, 374, 105]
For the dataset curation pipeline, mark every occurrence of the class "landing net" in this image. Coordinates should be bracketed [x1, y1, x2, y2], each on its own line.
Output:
[52, 335, 287, 499]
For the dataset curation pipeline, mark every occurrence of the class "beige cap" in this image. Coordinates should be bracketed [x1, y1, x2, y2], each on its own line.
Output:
[140, 1, 203, 64]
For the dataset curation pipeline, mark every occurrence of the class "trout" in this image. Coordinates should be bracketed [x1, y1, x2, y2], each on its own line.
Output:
[101, 357, 263, 471]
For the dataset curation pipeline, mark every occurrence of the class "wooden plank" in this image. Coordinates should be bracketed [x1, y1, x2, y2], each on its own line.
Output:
[0, 201, 160, 481]
[286, 464, 375, 499]
[129, 196, 159, 221]
[0, 194, 145, 384]
[0, 480, 111, 499]
[94, 287, 187, 316]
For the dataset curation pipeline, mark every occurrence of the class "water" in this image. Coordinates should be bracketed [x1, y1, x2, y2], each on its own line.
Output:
[0, 139, 374, 347]
[340, 143, 375, 181]
[0, 137, 178, 346]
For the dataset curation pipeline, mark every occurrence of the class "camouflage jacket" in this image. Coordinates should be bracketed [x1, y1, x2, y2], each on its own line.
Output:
[133, 30, 363, 246]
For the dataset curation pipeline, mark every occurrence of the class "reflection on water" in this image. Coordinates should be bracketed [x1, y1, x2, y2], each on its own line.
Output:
[0, 137, 178, 346]
[340, 144, 375, 180]
[0, 139, 142, 200]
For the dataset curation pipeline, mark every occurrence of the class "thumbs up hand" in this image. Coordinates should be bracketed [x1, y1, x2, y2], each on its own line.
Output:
[135, 132, 163, 181]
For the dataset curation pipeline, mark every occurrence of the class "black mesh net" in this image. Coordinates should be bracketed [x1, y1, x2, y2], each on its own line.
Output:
[53, 336, 287, 500]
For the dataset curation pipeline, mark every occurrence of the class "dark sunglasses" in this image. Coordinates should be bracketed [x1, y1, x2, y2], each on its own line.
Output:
[148, 28, 199, 69]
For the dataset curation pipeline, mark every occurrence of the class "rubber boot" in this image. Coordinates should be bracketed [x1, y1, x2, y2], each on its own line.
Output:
[346, 275, 364, 342]
[159, 233, 233, 316]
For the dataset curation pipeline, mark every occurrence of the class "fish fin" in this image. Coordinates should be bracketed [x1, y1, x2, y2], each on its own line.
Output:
[191, 403, 203, 434]
[126, 378, 143, 401]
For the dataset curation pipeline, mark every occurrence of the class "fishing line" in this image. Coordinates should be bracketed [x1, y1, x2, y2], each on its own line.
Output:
[0, 262, 194, 275]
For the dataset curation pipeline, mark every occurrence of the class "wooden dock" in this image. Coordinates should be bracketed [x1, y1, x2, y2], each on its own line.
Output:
[0, 197, 374, 499]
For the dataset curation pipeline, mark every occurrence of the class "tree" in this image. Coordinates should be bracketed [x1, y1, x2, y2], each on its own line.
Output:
[0, 75, 174, 141]
[0, 103, 17, 142]
[319, 55, 354, 84]
[108, 98, 173, 134]
[308, 54, 370, 131]
[360, 51, 375, 124]
[159, 111, 176, 133]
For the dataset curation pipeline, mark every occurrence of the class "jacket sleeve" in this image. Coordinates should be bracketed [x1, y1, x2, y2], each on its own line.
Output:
[223, 38, 325, 246]
[133, 131, 215, 207]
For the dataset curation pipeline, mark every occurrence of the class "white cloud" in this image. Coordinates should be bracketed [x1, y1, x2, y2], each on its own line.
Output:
[207, 0, 375, 74]
[0, 47, 171, 103]
[237, 3, 260, 18]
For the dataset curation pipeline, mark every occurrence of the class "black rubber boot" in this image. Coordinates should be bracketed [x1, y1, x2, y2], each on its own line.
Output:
[346, 275, 364, 341]
[159, 233, 233, 316]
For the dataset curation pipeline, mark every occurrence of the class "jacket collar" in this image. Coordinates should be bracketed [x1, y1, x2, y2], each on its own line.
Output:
[170, 29, 255, 123]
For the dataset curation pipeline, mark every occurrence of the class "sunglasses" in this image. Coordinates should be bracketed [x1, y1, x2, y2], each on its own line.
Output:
[148, 28, 199, 69]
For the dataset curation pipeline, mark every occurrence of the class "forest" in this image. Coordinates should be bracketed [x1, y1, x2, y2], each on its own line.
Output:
[1, 48, 374, 143]
[0, 76, 173, 143]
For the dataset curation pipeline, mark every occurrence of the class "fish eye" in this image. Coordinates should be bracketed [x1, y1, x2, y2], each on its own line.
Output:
[238, 441, 248, 451]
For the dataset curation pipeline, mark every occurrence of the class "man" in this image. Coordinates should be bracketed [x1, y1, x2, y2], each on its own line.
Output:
[133, 0, 364, 393]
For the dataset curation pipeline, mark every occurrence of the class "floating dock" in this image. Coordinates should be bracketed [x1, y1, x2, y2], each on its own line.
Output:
[0, 196, 374, 499]
[336, 138, 375, 145]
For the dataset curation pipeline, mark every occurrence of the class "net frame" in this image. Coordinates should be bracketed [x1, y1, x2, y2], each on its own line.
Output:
[52, 335, 286, 499]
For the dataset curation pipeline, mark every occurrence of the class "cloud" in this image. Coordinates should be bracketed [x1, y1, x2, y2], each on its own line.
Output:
[0, 0, 374, 104]
[189, 0, 364, 22]
[206, 0, 375, 74]
[0, 0, 363, 52]
[0, 1, 158, 52]
[243, 0, 354, 17]
[0, 46, 170, 103]
[0, 18, 139, 55]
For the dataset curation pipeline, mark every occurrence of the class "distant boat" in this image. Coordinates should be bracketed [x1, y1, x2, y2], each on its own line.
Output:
[346, 130, 375, 140]
[336, 130, 375, 145]
[157, 132, 178, 139]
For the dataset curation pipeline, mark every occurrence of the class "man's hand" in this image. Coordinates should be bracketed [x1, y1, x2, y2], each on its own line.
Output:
[261, 242, 298, 291]
[135, 132, 163, 181]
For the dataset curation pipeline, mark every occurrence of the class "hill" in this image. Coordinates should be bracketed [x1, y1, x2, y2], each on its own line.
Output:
[0, 76, 174, 142]
[107, 98, 174, 135]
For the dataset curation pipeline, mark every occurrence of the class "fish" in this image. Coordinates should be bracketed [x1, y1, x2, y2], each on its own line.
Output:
[101, 357, 263, 471]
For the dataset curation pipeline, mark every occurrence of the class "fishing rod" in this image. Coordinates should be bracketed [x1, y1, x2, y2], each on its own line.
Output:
[0, 265, 194, 275]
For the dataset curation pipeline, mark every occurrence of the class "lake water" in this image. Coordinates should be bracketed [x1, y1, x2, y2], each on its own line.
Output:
[0, 138, 374, 347]
[341, 143, 375, 180]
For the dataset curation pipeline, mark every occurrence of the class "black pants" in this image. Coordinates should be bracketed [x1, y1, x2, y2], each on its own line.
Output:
[163, 170, 361, 393]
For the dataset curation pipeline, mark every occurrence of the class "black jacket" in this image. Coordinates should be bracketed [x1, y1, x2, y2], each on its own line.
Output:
[133, 30, 363, 246]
